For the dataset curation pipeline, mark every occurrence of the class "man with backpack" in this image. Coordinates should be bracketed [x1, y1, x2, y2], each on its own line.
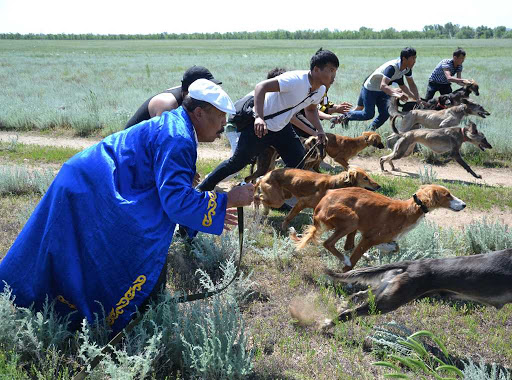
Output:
[197, 48, 338, 192]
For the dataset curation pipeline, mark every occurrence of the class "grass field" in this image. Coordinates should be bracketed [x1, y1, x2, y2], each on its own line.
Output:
[1, 39, 512, 379]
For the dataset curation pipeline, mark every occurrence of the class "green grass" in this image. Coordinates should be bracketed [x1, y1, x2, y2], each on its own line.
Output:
[0, 142, 81, 164]
[1, 39, 511, 151]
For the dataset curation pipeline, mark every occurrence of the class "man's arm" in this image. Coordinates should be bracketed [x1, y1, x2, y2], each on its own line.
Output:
[148, 93, 180, 117]
[403, 76, 420, 100]
[443, 68, 468, 85]
[380, 77, 408, 101]
[290, 115, 317, 135]
[304, 104, 326, 144]
[253, 78, 280, 138]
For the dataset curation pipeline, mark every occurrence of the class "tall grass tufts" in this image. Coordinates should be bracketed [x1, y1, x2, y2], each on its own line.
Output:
[463, 218, 512, 254]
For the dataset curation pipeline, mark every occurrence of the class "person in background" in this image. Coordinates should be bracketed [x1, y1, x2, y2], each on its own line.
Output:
[197, 49, 339, 192]
[424, 47, 471, 100]
[341, 47, 420, 130]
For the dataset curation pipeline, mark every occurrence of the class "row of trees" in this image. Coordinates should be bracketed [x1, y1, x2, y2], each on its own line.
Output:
[1, 24, 510, 40]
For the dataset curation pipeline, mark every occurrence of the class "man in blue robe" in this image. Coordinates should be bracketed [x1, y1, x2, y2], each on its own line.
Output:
[0, 79, 254, 334]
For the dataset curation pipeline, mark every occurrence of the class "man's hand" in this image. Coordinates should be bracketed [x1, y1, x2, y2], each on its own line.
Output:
[317, 132, 327, 145]
[223, 208, 239, 231]
[226, 183, 254, 208]
[192, 172, 201, 187]
[332, 102, 352, 114]
[254, 117, 268, 138]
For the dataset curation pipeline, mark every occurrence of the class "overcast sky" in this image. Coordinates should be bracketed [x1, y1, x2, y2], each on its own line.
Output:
[0, 0, 510, 34]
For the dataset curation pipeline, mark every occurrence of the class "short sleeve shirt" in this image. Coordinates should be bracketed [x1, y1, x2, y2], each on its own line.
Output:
[429, 59, 463, 84]
[263, 70, 325, 132]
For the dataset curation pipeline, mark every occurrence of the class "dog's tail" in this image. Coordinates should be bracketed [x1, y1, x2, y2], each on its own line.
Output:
[324, 261, 410, 288]
[290, 223, 323, 249]
[388, 97, 405, 134]
[391, 117, 401, 135]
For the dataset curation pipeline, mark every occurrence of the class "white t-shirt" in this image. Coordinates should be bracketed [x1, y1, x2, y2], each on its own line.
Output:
[263, 70, 325, 132]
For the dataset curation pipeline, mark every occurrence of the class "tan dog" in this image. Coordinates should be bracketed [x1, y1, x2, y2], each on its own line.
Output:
[255, 167, 381, 230]
[304, 131, 385, 171]
[291, 185, 465, 271]
[380, 121, 492, 179]
[389, 97, 490, 133]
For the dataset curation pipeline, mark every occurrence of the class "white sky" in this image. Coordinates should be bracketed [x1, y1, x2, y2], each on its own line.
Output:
[0, 0, 510, 35]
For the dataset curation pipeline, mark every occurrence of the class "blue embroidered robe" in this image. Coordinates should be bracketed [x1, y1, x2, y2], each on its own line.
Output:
[0, 107, 227, 333]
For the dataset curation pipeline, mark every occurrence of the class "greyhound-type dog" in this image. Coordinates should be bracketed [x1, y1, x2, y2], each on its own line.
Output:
[315, 248, 512, 329]
[388, 97, 491, 133]
[380, 120, 492, 179]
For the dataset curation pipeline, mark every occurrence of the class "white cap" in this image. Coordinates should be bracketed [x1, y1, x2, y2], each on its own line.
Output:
[188, 78, 236, 114]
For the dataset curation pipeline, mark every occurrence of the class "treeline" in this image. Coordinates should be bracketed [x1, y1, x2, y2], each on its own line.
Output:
[1, 24, 511, 40]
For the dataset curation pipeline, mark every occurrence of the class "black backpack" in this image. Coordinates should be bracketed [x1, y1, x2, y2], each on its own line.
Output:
[228, 94, 255, 132]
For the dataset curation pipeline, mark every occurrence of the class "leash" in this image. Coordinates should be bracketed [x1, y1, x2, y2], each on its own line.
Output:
[73, 206, 245, 380]
[295, 140, 323, 169]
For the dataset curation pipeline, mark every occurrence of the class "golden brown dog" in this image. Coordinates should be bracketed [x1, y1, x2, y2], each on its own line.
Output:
[254, 167, 381, 230]
[291, 185, 465, 271]
[304, 131, 385, 171]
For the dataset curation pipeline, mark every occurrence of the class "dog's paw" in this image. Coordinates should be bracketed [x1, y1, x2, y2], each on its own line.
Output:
[343, 254, 352, 268]
[288, 227, 302, 241]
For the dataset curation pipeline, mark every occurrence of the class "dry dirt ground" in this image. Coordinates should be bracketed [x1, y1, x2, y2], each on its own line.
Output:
[1, 131, 511, 229]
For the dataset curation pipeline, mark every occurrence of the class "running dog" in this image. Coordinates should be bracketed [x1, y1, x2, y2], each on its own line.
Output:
[254, 167, 380, 230]
[380, 121, 492, 179]
[315, 248, 512, 329]
[304, 132, 385, 171]
[291, 185, 465, 271]
[388, 97, 490, 133]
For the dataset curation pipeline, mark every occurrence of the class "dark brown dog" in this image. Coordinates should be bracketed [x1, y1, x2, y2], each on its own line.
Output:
[291, 185, 466, 271]
[255, 167, 380, 230]
[316, 248, 512, 329]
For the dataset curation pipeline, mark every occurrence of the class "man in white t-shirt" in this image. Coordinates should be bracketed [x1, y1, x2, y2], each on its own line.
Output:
[198, 48, 338, 191]
[343, 47, 420, 130]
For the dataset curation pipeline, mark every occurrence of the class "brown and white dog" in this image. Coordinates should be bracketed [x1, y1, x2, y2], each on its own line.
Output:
[315, 248, 512, 329]
[291, 185, 465, 271]
[304, 131, 385, 171]
[254, 167, 380, 230]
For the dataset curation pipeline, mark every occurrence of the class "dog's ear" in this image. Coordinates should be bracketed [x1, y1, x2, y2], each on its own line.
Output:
[468, 121, 477, 133]
[344, 169, 356, 185]
[362, 131, 371, 142]
[461, 98, 469, 104]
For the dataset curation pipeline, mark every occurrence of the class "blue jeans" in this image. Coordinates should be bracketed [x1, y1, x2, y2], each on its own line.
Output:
[197, 123, 305, 191]
[425, 81, 453, 100]
[347, 87, 390, 130]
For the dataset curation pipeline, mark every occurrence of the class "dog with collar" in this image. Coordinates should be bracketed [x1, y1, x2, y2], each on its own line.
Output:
[290, 184, 465, 272]
[380, 120, 492, 179]
[255, 167, 380, 230]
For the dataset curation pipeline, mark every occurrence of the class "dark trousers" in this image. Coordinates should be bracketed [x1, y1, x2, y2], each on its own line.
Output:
[425, 81, 453, 100]
[198, 124, 305, 191]
[346, 87, 390, 130]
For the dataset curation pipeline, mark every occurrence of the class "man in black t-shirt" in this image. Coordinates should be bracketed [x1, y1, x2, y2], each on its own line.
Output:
[124, 66, 222, 129]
